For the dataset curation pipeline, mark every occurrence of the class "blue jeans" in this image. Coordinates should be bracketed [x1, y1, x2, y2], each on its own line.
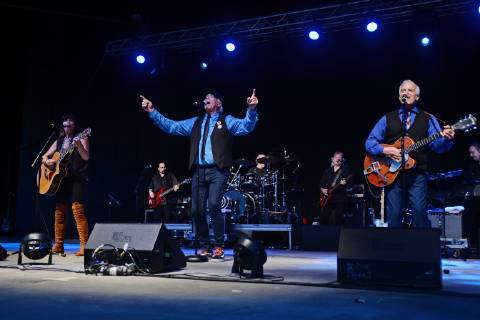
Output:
[191, 166, 228, 246]
[385, 171, 430, 228]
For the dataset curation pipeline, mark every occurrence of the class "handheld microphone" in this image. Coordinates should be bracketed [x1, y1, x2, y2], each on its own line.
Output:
[193, 101, 205, 108]
[49, 123, 56, 128]
[401, 95, 407, 104]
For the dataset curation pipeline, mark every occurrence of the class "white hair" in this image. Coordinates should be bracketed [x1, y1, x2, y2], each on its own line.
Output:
[399, 79, 420, 97]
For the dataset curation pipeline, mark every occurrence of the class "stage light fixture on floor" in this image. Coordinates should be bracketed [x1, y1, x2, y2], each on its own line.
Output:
[225, 42, 236, 52]
[308, 30, 319, 40]
[366, 21, 378, 32]
[421, 36, 430, 46]
[136, 55, 146, 64]
[231, 237, 267, 278]
[18, 233, 52, 265]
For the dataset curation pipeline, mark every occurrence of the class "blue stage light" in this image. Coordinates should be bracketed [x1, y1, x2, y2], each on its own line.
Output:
[136, 55, 145, 64]
[421, 37, 430, 46]
[366, 21, 378, 32]
[200, 62, 208, 69]
[226, 42, 236, 52]
[478, 4, 480, 14]
[308, 30, 319, 40]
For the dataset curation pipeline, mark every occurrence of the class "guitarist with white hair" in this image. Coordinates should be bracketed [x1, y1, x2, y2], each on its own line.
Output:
[365, 80, 455, 228]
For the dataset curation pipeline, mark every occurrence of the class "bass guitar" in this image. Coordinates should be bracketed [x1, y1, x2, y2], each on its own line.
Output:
[148, 178, 191, 209]
[363, 114, 476, 187]
[38, 128, 92, 196]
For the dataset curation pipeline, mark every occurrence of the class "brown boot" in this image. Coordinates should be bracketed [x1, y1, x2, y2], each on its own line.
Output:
[72, 201, 89, 256]
[52, 202, 67, 254]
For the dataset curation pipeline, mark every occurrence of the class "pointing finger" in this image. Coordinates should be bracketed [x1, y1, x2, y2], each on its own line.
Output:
[251, 88, 256, 97]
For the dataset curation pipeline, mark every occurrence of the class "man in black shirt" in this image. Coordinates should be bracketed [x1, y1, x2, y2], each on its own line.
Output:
[318, 151, 351, 225]
[148, 162, 179, 223]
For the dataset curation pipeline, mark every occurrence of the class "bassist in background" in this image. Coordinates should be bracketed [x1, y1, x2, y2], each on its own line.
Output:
[41, 113, 89, 256]
[148, 162, 179, 223]
[319, 151, 351, 225]
[365, 80, 455, 228]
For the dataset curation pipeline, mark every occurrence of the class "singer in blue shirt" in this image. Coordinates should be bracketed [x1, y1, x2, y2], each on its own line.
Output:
[141, 90, 259, 259]
[365, 80, 455, 228]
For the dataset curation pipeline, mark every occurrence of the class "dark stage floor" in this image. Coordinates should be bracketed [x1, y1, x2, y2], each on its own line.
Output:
[1, 242, 480, 319]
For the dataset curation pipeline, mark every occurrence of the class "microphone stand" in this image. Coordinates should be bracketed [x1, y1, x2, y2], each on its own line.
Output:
[400, 100, 409, 228]
[30, 125, 58, 240]
[187, 101, 208, 262]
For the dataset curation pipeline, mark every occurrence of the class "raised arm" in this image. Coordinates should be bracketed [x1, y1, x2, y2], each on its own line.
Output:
[225, 89, 259, 136]
[140, 95, 196, 136]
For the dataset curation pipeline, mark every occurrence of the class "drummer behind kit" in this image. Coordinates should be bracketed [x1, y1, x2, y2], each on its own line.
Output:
[220, 154, 300, 224]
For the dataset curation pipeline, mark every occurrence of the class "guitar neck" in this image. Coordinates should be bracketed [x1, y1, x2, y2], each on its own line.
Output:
[159, 186, 175, 197]
[406, 132, 443, 153]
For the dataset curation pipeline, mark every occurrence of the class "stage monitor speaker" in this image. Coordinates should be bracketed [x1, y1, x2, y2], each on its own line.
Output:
[300, 225, 341, 251]
[337, 228, 441, 289]
[84, 223, 186, 273]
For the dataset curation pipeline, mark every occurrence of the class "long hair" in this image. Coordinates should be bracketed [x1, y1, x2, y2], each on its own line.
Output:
[58, 112, 80, 138]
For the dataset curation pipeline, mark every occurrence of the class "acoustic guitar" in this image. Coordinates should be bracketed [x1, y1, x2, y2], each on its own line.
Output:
[363, 114, 476, 187]
[38, 128, 91, 196]
[148, 178, 191, 209]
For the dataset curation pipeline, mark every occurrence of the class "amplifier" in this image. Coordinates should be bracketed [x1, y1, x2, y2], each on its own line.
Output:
[427, 211, 463, 239]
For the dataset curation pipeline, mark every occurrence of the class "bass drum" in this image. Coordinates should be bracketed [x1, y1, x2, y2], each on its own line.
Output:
[221, 189, 256, 222]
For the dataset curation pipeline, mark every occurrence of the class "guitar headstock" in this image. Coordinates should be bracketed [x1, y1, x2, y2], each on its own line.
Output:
[182, 178, 192, 184]
[75, 128, 92, 140]
[452, 114, 477, 132]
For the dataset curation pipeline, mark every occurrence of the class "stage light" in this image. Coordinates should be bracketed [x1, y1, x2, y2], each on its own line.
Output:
[136, 55, 146, 64]
[477, 4, 480, 14]
[225, 42, 236, 52]
[231, 237, 267, 278]
[17, 233, 52, 265]
[200, 62, 208, 70]
[366, 21, 378, 32]
[421, 37, 430, 46]
[308, 30, 320, 40]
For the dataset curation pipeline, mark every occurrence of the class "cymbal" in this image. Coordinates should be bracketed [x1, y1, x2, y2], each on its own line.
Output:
[233, 158, 255, 167]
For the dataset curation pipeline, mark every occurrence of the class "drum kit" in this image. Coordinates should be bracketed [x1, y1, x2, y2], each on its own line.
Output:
[220, 152, 300, 224]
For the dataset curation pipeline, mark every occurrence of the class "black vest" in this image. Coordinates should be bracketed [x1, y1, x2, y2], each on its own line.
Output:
[385, 109, 430, 170]
[189, 114, 233, 169]
[56, 136, 88, 180]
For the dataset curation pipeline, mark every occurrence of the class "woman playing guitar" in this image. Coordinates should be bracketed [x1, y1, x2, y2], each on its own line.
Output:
[41, 113, 90, 256]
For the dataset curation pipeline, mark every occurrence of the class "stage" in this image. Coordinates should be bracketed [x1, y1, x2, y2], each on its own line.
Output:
[1, 243, 479, 319]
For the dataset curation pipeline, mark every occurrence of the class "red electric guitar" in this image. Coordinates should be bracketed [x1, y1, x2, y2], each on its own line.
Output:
[319, 174, 352, 208]
[148, 178, 191, 209]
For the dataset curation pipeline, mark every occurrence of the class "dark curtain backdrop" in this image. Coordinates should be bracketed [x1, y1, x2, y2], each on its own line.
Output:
[10, 12, 480, 238]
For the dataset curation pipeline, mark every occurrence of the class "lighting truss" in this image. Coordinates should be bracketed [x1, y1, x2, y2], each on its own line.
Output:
[105, 0, 475, 55]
